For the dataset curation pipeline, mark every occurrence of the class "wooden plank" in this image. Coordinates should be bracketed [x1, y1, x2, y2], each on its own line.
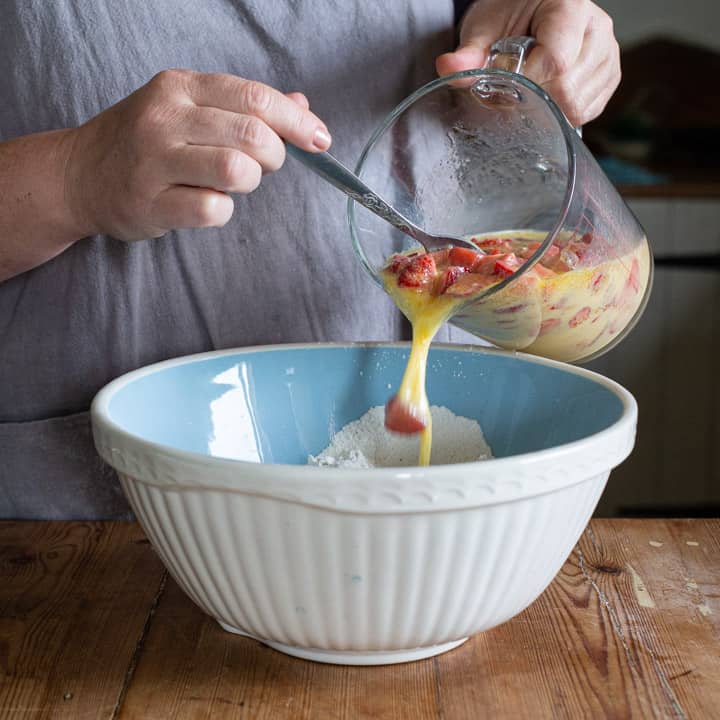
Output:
[575, 519, 720, 718]
[435, 518, 720, 719]
[116, 576, 440, 720]
[117, 519, 720, 719]
[0, 522, 166, 720]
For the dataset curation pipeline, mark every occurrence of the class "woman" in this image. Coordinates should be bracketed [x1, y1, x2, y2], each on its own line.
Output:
[0, 0, 620, 518]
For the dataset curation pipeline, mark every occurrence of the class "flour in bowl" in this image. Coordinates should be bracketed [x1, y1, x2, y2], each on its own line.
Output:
[308, 405, 492, 468]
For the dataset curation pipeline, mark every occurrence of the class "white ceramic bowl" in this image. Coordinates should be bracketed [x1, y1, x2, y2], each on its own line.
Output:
[91, 343, 636, 665]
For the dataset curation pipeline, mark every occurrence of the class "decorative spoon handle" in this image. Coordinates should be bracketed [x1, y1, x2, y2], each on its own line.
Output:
[286, 143, 416, 236]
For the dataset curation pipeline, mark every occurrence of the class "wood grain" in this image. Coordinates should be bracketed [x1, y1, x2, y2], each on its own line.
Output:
[116, 576, 441, 720]
[0, 522, 165, 720]
[114, 519, 720, 720]
[1, 520, 717, 719]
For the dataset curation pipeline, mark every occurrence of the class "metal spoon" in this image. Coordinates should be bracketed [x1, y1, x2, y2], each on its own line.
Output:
[286, 144, 480, 254]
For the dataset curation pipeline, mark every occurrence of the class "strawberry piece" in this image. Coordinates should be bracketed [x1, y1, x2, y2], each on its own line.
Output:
[627, 258, 640, 294]
[385, 395, 426, 434]
[430, 249, 450, 268]
[517, 241, 542, 260]
[494, 303, 528, 315]
[476, 238, 511, 254]
[387, 254, 410, 274]
[438, 265, 466, 294]
[494, 253, 520, 277]
[472, 254, 502, 275]
[541, 244, 560, 263]
[397, 254, 437, 288]
[572, 243, 587, 260]
[448, 247, 482, 270]
[540, 318, 561, 334]
[533, 263, 556, 279]
[569, 306, 591, 327]
[444, 272, 494, 297]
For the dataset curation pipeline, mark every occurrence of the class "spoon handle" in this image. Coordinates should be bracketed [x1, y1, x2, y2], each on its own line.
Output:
[286, 144, 416, 237]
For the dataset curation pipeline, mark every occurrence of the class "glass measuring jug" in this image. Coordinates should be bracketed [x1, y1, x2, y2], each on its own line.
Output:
[348, 36, 653, 363]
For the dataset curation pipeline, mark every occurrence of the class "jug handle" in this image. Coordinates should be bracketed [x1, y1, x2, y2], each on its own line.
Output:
[484, 35, 582, 136]
[485, 36, 536, 73]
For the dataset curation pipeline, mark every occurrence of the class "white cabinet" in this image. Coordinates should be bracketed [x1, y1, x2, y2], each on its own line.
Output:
[588, 199, 720, 515]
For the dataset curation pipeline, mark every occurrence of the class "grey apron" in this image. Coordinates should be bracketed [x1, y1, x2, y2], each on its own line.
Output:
[0, 0, 475, 519]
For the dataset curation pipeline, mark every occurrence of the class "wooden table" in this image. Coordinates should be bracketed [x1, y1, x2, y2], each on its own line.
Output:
[1, 519, 718, 719]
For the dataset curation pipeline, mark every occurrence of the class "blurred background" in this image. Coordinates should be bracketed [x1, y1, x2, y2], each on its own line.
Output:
[586, 1, 720, 515]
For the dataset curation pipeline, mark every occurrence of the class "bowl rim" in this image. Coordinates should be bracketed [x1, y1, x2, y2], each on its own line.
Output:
[91, 342, 636, 496]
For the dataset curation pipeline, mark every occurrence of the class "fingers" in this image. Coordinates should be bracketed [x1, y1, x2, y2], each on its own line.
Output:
[529, 3, 620, 125]
[436, 0, 620, 126]
[187, 73, 331, 152]
[541, 47, 620, 126]
[167, 145, 263, 193]
[151, 186, 235, 230]
[524, 0, 592, 85]
[180, 106, 286, 173]
[286, 91, 310, 109]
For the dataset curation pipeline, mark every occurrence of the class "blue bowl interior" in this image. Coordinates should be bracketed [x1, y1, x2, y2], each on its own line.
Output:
[104, 346, 624, 464]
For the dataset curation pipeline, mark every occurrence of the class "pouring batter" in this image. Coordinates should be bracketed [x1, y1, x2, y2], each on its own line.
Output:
[382, 230, 650, 465]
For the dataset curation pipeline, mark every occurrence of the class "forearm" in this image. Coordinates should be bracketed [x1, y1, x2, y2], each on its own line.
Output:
[0, 129, 91, 282]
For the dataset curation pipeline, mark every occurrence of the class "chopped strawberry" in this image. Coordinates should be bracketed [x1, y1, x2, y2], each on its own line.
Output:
[627, 258, 640, 294]
[533, 263, 556, 279]
[471, 254, 501, 275]
[476, 238, 511, 254]
[540, 318, 561, 334]
[385, 395, 426, 434]
[494, 303, 528, 314]
[494, 253, 520, 277]
[554, 248, 579, 273]
[430, 249, 450, 267]
[397, 254, 437, 288]
[571, 243, 587, 260]
[444, 272, 494, 297]
[387, 254, 410, 274]
[580, 232, 594, 244]
[448, 247, 482, 270]
[590, 272, 605, 292]
[438, 265, 466, 294]
[517, 241, 542, 259]
[541, 244, 560, 263]
[569, 306, 591, 327]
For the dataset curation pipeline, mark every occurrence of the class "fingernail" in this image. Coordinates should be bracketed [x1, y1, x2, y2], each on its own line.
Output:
[313, 127, 331, 151]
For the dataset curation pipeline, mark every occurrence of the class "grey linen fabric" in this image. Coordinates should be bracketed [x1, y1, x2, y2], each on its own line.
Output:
[0, 0, 481, 519]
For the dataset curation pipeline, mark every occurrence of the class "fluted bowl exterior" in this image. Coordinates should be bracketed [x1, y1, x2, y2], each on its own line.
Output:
[91, 343, 636, 663]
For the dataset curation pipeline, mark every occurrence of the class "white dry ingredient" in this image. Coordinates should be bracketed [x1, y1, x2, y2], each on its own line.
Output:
[308, 405, 492, 468]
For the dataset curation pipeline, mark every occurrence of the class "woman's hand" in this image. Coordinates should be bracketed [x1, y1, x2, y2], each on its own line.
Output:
[436, 0, 621, 126]
[64, 71, 331, 241]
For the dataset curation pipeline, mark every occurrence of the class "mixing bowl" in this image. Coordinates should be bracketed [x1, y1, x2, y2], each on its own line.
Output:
[91, 343, 636, 665]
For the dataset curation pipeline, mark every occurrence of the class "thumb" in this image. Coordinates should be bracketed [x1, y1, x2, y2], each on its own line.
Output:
[436, 3, 506, 76]
[436, 44, 487, 76]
